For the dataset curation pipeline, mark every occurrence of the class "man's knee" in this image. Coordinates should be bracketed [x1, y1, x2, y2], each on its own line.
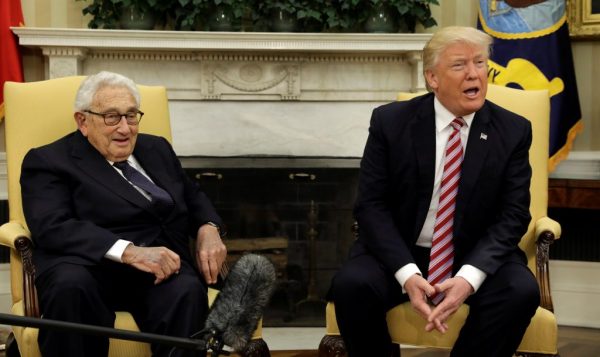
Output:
[38, 264, 100, 301]
[511, 271, 540, 311]
[330, 257, 394, 308]
[489, 263, 540, 313]
[168, 273, 207, 306]
[330, 263, 372, 300]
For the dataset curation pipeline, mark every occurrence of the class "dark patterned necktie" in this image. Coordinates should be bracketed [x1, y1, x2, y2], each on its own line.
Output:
[113, 161, 174, 209]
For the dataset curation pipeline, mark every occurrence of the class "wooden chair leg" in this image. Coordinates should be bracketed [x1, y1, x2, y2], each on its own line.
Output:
[318, 335, 347, 357]
[5, 332, 21, 357]
[317, 335, 402, 357]
[241, 338, 270, 357]
[392, 342, 401, 357]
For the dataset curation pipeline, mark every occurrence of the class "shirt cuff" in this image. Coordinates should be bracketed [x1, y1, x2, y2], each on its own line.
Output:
[104, 239, 133, 263]
[394, 263, 422, 294]
[455, 264, 487, 293]
[203, 221, 223, 236]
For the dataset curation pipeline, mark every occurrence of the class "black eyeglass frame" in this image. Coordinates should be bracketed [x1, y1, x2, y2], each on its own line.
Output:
[84, 109, 144, 126]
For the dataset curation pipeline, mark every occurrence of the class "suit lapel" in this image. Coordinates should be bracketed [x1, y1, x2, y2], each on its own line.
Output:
[454, 101, 492, 230]
[411, 95, 436, 241]
[70, 131, 154, 213]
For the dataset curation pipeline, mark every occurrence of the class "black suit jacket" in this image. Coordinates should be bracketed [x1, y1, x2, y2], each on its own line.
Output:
[20, 131, 222, 278]
[352, 92, 532, 277]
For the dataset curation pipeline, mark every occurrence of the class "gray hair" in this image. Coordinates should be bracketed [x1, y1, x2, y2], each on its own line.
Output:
[74, 71, 141, 112]
[422, 26, 493, 90]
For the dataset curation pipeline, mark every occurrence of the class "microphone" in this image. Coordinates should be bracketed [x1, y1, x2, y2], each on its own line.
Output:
[198, 253, 277, 355]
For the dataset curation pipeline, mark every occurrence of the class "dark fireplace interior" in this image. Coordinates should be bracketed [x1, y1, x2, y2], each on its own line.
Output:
[186, 165, 359, 327]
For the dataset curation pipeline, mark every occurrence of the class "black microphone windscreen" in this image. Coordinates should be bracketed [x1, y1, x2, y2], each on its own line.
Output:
[204, 253, 277, 351]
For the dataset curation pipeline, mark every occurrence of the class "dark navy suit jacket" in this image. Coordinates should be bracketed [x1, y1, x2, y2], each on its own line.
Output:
[21, 131, 221, 278]
[352, 92, 532, 277]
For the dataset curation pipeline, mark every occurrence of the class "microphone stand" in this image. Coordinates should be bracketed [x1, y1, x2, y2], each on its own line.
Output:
[0, 312, 207, 352]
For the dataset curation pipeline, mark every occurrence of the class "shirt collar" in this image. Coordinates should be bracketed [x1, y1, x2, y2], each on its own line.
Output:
[433, 96, 475, 133]
[107, 155, 140, 168]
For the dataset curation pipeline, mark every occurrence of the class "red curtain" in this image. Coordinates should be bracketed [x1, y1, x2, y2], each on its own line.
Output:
[0, 0, 25, 120]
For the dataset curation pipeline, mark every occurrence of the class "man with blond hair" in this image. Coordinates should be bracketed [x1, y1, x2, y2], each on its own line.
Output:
[328, 26, 539, 356]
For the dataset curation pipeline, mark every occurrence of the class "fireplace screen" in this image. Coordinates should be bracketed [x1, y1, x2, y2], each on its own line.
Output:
[188, 167, 359, 327]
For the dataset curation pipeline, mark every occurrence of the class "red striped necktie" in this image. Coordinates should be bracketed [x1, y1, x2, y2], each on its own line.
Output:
[428, 117, 465, 305]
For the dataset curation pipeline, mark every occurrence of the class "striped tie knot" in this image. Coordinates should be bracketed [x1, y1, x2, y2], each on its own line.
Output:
[450, 117, 465, 131]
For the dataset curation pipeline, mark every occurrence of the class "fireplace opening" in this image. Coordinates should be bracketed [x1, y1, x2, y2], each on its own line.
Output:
[186, 166, 359, 327]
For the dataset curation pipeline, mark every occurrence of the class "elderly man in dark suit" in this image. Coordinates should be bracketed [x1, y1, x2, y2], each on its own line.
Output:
[20, 71, 226, 357]
[328, 26, 540, 357]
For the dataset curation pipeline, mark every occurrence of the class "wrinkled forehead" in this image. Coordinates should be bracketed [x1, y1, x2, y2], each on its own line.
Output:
[440, 41, 489, 61]
[92, 85, 138, 110]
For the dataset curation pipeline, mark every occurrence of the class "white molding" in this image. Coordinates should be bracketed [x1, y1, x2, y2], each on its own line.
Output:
[0, 263, 9, 293]
[12, 27, 429, 102]
[0, 263, 10, 314]
[550, 151, 600, 180]
[550, 260, 600, 328]
[11, 27, 431, 53]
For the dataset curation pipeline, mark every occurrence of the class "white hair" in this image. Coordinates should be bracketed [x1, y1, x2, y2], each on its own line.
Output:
[74, 71, 140, 112]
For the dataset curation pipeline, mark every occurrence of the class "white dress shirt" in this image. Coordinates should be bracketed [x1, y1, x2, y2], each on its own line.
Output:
[394, 97, 487, 293]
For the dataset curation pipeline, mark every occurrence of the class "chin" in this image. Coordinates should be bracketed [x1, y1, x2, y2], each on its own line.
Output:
[464, 99, 485, 114]
[111, 152, 132, 162]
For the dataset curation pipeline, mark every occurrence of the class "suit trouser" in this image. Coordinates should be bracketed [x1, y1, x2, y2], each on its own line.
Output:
[329, 247, 540, 357]
[36, 259, 208, 357]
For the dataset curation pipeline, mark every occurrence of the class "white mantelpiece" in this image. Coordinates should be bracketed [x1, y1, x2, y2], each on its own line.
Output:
[12, 27, 430, 159]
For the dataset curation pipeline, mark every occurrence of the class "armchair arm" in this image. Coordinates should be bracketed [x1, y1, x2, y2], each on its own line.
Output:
[0, 221, 39, 317]
[535, 216, 561, 240]
[0, 221, 31, 249]
[534, 216, 561, 313]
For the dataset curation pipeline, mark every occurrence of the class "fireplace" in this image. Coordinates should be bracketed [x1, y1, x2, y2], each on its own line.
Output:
[185, 163, 359, 326]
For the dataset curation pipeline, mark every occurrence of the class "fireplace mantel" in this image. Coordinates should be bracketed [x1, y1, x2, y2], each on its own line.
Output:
[12, 27, 431, 158]
[12, 27, 430, 53]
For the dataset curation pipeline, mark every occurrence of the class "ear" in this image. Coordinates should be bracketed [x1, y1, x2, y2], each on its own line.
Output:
[75, 112, 88, 137]
[425, 69, 439, 91]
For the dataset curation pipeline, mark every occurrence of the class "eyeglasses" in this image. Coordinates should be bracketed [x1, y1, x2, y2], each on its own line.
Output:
[84, 110, 144, 126]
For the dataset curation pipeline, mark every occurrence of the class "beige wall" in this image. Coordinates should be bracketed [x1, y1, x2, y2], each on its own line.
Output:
[16, 0, 600, 152]
[21, 0, 89, 28]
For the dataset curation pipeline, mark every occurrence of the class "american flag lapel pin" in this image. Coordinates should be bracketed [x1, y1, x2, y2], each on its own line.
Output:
[480, 132, 488, 140]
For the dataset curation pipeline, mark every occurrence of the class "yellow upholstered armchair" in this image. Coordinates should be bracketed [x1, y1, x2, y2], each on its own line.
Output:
[318, 84, 562, 357]
[0, 76, 268, 357]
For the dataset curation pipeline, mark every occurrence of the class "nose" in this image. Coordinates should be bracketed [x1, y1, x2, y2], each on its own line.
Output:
[465, 62, 478, 79]
[115, 116, 131, 132]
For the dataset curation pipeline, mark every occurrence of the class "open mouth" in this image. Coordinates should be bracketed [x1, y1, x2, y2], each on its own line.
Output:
[463, 87, 480, 97]
[113, 137, 130, 145]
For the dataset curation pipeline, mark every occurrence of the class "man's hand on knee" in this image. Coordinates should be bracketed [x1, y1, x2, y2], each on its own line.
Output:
[122, 245, 181, 284]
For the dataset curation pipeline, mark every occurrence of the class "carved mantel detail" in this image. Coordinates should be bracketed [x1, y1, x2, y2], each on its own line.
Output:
[11, 27, 433, 158]
[203, 61, 300, 100]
